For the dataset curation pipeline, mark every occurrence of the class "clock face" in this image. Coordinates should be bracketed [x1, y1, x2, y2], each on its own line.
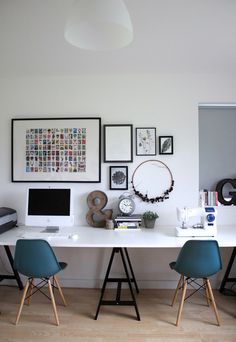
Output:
[118, 198, 135, 215]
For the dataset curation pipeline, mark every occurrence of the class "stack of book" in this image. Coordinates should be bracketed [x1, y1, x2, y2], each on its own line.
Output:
[199, 190, 218, 206]
[114, 214, 142, 230]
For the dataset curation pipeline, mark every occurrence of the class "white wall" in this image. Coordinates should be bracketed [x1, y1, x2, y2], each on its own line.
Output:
[0, 73, 236, 288]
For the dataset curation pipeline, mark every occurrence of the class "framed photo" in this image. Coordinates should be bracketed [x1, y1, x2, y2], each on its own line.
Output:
[11, 117, 101, 182]
[109, 166, 128, 190]
[136, 127, 156, 156]
[104, 124, 133, 162]
[159, 136, 173, 155]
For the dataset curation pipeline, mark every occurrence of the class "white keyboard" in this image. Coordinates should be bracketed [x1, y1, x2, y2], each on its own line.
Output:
[20, 233, 69, 240]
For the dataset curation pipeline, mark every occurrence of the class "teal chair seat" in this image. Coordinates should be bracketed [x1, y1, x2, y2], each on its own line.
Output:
[14, 239, 67, 325]
[169, 240, 222, 326]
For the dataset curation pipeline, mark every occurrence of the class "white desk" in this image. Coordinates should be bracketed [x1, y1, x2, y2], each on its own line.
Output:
[1, 225, 236, 320]
[0, 225, 235, 248]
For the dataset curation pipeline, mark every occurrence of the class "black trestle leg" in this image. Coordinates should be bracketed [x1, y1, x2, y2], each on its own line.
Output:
[0, 246, 23, 290]
[219, 247, 236, 295]
[120, 248, 140, 320]
[94, 247, 117, 320]
[94, 247, 140, 321]
[124, 247, 139, 294]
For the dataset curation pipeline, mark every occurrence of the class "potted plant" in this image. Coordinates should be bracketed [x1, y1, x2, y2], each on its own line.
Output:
[143, 211, 159, 228]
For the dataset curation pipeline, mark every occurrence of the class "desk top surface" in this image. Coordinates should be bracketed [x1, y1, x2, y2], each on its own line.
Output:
[0, 225, 235, 248]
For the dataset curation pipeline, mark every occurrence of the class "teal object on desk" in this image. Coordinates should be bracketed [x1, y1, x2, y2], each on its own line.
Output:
[169, 240, 222, 327]
[14, 239, 67, 325]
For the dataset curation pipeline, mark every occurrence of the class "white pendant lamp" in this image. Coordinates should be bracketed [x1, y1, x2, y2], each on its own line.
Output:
[64, 0, 133, 50]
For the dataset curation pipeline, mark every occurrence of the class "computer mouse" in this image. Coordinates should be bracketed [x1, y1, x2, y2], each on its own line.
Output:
[69, 234, 78, 241]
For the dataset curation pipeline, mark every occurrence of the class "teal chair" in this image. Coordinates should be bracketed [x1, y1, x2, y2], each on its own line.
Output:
[169, 240, 222, 326]
[14, 239, 67, 325]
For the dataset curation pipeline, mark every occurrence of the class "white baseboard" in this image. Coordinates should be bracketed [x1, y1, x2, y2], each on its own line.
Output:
[58, 278, 221, 289]
[0, 278, 221, 289]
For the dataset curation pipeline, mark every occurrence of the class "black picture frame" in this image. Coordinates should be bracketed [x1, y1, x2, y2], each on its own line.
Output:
[11, 117, 101, 182]
[136, 127, 156, 156]
[109, 166, 128, 190]
[104, 124, 133, 162]
[159, 136, 174, 155]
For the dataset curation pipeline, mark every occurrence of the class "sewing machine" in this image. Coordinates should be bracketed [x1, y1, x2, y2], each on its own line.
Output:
[175, 207, 217, 237]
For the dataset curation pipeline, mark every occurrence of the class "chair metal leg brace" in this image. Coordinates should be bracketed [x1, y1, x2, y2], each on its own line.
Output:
[172, 276, 221, 326]
[24, 278, 53, 301]
[95, 247, 140, 321]
[22, 276, 66, 306]
[184, 278, 208, 301]
[15, 276, 66, 325]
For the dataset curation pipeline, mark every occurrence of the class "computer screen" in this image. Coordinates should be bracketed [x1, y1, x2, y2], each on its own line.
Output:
[25, 188, 74, 228]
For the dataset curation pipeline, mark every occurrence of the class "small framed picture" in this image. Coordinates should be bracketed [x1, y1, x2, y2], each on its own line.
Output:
[109, 166, 128, 190]
[159, 136, 173, 155]
[136, 127, 156, 156]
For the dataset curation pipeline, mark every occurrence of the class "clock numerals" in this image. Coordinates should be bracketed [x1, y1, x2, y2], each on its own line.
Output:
[119, 197, 135, 216]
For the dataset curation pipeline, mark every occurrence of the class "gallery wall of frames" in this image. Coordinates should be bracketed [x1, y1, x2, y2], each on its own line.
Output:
[11, 119, 173, 194]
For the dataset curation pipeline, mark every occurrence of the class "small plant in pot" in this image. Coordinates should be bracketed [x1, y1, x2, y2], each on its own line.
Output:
[143, 211, 159, 228]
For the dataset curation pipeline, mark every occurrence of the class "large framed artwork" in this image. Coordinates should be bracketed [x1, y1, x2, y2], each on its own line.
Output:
[136, 127, 156, 156]
[11, 117, 101, 182]
[104, 124, 133, 162]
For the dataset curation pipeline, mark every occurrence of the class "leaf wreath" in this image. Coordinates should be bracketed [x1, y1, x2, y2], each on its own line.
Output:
[131, 159, 174, 203]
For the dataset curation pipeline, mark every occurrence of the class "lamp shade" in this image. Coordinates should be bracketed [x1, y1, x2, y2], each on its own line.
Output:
[64, 0, 133, 50]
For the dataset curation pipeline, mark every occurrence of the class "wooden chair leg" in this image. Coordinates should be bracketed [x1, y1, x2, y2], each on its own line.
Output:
[171, 275, 184, 306]
[203, 278, 210, 306]
[54, 275, 67, 306]
[206, 278, 221, 326]
[15, 280, 30, 325]
[176, 278, 187, 326]
[27, 278, 34, 305]
[48, 279, 60, 326]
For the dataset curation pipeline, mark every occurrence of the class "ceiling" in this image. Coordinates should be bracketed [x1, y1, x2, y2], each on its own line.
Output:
[0, 0, 235, 77]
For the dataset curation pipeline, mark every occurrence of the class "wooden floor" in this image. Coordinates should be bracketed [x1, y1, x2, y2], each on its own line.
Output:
[0, 285, 235, 342]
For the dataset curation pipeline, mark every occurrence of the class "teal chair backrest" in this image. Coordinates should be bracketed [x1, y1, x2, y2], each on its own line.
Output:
[174, 240, 222, 278]
[14, 239, 62, 278]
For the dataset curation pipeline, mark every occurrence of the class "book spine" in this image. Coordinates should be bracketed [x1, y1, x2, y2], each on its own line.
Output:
[200, 190, 218, 207]
[215, 191, 218, 206]
[115, 222, 140, 229]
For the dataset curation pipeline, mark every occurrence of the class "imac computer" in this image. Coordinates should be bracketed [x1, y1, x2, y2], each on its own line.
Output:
[25, 188, 74, 230]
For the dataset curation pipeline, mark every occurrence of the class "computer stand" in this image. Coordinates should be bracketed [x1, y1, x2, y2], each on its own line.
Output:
[44, 226, 59, 233]
[0, 245, 23, 290]
[219, 247, 236, 295]
[94, 247, 140, 321]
